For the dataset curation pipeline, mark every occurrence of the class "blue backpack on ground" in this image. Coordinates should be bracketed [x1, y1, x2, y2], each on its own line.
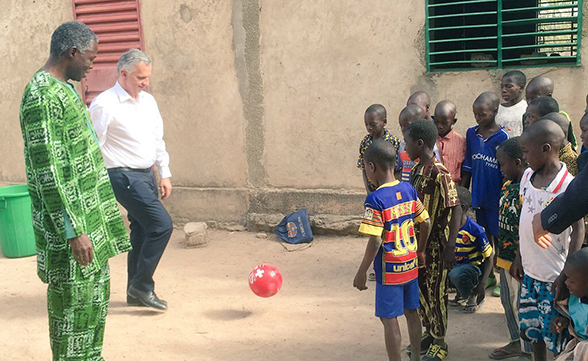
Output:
[274, 209, 313, 244]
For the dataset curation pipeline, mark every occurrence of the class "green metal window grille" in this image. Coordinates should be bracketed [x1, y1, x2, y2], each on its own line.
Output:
[425, 0, 583, 71]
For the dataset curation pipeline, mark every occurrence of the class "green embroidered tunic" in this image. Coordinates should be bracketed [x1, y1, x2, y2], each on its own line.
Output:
[20, 70, 131, 284]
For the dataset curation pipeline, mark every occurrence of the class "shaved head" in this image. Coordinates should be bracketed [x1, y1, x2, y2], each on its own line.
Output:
[474, 92, 500, 111]
[407, 91, 432, 119]
[400, 104, 426, 123]
[566, 247, 588, 273]
[434, 100, 457, 119]
[526, 76, 554, 101]
[541, 112, 569, 139]
[522, 119, 565, 151]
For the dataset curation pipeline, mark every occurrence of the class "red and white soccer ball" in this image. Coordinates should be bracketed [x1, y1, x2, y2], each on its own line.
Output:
[248, 264, 283, 298]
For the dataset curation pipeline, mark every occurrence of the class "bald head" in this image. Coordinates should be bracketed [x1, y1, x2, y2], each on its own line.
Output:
[526, 76, 554, 102]
[566, 247, 588, 274]
[399, 104, 426, 133]
[434, 100, 457, 119]
[474, 92, 500, 111]
[407, 91, 432, 119]
[521, 119, 565, 151]
[541, 112, 569, 139]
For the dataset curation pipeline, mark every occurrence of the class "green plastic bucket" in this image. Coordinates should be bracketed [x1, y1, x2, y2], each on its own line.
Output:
[0, 184, 36, 258]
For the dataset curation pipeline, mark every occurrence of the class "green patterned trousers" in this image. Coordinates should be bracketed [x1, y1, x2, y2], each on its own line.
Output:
[47, 264, 110, 361]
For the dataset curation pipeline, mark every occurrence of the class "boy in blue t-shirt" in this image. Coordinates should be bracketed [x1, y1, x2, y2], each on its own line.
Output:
[448, 187, 494, 314]
[461, 92, 509, 241]
[550, 248, 588, 360]
[354, 140, 431, 361]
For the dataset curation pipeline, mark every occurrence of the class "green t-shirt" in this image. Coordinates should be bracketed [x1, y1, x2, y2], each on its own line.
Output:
[497, 180, 521, 269]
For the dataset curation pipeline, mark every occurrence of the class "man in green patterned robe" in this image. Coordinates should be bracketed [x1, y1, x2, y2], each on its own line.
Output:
[19, 21, 131, 361]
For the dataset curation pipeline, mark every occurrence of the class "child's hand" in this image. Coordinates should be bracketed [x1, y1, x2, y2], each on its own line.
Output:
[441, 248, 455, 269]
[418, 252, 427, 268]
[509, 254, 524, 282]
[353, 271, 368, 291]
[550, 316, 569, 334]
[532, 213, 552, 248]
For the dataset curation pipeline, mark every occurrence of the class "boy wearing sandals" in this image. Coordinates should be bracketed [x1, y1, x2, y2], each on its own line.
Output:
[448, 187, 494, 314]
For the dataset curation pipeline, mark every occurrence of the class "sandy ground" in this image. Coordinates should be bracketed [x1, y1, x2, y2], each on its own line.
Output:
[1, 230, 514, 361]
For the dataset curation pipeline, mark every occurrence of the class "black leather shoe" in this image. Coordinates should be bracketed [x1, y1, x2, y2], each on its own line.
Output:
[127, 286, 168, 311]
[126, 295, 145, 307]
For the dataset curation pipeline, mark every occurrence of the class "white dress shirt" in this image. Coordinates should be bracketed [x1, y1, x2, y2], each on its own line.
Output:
[89, 82, 171, 178]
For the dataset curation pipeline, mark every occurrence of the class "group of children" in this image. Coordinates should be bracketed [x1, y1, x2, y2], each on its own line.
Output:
[353, 71, 588, 361]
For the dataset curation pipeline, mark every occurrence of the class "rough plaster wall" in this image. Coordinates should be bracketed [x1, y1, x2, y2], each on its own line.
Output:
[0, 0, 72, 183]
[260, 1, 432, 190]
[140, 0, 247, 188]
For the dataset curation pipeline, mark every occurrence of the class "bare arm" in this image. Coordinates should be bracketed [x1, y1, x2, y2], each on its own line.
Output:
[354, 236, 381, 290]
[460, 171, 472, 188]
[442, 205, 462, 266]
[417, 218, 431, 267]
[476, 247, 496, 302]
[553, 218, 586, 301]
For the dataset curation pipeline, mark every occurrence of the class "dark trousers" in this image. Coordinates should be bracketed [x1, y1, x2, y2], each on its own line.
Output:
[108, 169, 173, 292]
[448, 263, 482, 299]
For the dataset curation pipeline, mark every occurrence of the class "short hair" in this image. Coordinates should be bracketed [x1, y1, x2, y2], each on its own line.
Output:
[456, 186, 471, 209]
[527, 76, 554, 97]
[407, 91, 431, 108]
[406, 119, 438, 149]
[578, 151, 588, 172]
[474, 92, 499, 111]
[529, 96, 560, 117]
[399, 104, 426, 123]
[50, 21, 98, 57]
[497, 137, 523, 160]
[365, 104, 387, 120]
[117, 49, 152, 74]
[364, 140, 397, 170]
[541, 112, 569, 138]
[504, 70, 527, 87]
[434, 100, 457, 119]
[566, 247, 588, 273]
[522, 119, 565, 151]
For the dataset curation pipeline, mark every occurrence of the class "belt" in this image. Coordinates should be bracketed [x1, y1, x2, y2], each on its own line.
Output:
[108, 167, 152, 173]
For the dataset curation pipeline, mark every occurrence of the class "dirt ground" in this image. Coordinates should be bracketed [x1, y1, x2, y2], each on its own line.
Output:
[1, 230, 514, 361]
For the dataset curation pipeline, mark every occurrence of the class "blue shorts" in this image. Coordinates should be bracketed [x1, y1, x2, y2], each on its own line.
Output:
[519, 275, 566, 353]
[375, 278, 419, 318]
[475, 208, 499, 237]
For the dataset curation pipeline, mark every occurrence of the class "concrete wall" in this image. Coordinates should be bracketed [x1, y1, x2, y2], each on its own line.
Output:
[1, 0, 587, 233]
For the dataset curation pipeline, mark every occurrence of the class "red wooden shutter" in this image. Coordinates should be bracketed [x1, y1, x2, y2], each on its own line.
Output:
[72, 0, 145, 105]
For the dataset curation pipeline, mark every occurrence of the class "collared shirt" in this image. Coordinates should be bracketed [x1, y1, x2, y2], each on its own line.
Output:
[359, 181, 429, 285]
[519, 163, 574, 283]
[20, 70, 130, 283]
[436, 129, 466, 184]
[89, 82, 171, 178]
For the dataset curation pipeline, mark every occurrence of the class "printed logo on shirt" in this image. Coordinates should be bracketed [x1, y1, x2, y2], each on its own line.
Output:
[396, 192, 402, 201]
[472, 152, 499, 169]
[364, 208, 374, 220]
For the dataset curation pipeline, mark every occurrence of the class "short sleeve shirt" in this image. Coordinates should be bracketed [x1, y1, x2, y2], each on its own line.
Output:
[357, 129, 400, 170]
[455, 216, 492, 265]
[497, 181, 522, 269]
[462, 125, 509, 211]
[359, 181, 429, 285]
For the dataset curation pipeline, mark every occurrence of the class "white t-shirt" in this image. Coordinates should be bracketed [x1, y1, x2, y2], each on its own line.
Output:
[496, 100, 527, 138]
[519, 164, 574, 283]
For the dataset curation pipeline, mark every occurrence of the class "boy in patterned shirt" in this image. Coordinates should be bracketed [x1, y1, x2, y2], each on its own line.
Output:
[354, 140, 431, 361]
[405, 120, 462, 361]
[358, 104, 400, 193]
[448, 186, 494, 313]
[490, 137, 533, 360]
[511, 120, 585, 361]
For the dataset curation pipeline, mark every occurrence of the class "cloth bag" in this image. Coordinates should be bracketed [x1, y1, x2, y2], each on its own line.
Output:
[274, 209, 313, 244]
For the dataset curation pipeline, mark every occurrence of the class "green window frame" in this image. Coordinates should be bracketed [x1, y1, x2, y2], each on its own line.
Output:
[425, 0, 583, 72]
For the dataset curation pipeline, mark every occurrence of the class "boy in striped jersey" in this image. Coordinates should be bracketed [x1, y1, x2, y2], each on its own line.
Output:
[448, 186, 494, 314]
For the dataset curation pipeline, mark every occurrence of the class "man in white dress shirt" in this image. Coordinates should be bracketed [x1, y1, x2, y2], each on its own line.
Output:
[90, 49, 172, 311]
